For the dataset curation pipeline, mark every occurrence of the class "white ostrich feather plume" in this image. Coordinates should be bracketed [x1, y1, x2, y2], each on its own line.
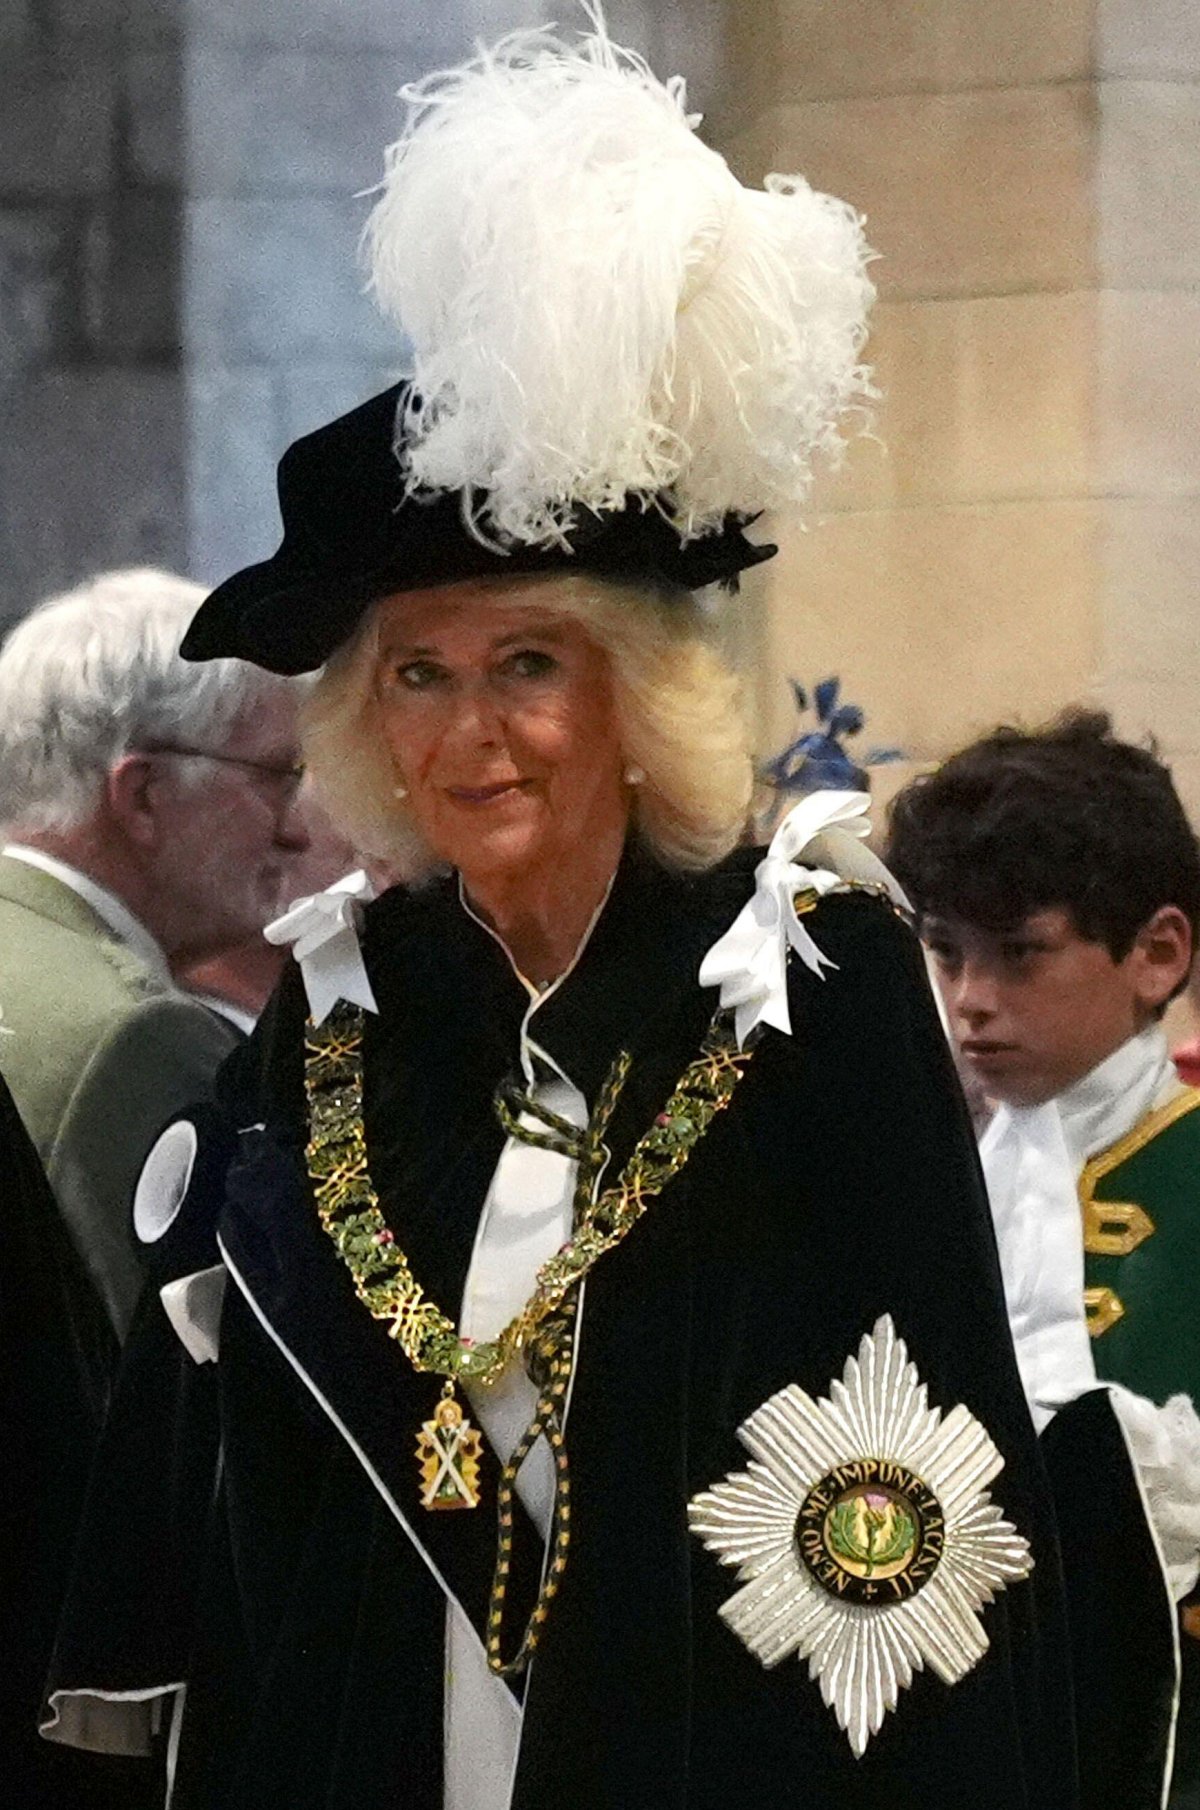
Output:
[363, 4, 876, 551]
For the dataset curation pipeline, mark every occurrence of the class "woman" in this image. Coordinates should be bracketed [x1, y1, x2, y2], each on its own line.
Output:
[45, 15, 1085, 1808]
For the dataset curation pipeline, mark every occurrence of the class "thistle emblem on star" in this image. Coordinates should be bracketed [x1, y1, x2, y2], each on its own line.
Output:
[688, 1316, 1032, 1756]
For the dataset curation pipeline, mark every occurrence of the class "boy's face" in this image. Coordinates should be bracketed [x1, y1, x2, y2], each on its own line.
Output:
[924, 906, 1192, 1109]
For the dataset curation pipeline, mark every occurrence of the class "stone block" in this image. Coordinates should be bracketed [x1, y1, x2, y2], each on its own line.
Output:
[1157, 757, 1200, 848]
[188, 361, 404, 585]
[82, 191, 181, 360]
[1099, 0, 1200, 77]
[185, 365, 284, 585]
[822, 291, 1096, 513]
[0, 2, 35, 42]
[1104, 677, 1200, 759]
[765, 0, 1091, 104]
[126, 50, 185, 188]
[728, 84, 1097, 300]
[190, 0, 536, 54]
[1097, 291, 1200, 497]
[1099, 499, 1200, 685]
[0, 370, 187, 629]
[0, 207, 77, 381]
[186, 46, 407, 196]
[122, 0, 185, 41]
[277, 364, 400, 446]
[2, 46, 116, 196]
[32, 0, 181, 43]
[760, 499, 1098, 760]
[1098, 81, 1200, 288]
[185, 196, 395, 365]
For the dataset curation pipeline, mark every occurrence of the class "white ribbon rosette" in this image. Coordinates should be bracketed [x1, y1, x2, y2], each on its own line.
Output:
[700, 790, 886, 1048]
[264, 869, 379, 1025]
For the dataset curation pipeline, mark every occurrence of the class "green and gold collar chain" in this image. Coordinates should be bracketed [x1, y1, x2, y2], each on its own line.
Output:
[305, 1000, 756, 1672]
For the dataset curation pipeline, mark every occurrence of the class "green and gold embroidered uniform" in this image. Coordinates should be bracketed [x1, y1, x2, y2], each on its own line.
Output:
[1082, 1089, 1200, 1405]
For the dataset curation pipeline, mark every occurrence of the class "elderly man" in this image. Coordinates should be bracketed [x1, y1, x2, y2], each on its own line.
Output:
[0, 567, 309, 1344]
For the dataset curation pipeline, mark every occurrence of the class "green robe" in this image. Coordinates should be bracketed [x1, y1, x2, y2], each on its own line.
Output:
[1081, 1088, 1200, 1809]
[1082, 1089, 1200, 1404]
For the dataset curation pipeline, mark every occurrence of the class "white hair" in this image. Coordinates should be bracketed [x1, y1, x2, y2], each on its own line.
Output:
[302, 574, 754, 876]
[0, 568, 293, 834]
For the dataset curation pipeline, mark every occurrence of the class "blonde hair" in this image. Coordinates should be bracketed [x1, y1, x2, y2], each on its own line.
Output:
[301, 574, 752, 875]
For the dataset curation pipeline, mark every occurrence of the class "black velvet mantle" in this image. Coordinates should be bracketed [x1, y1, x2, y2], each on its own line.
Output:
[50, 846, 1112, 1808]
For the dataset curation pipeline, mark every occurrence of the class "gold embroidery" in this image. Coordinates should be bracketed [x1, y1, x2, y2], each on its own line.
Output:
[305, 1004, 755, 1390]
[304, 999, 757, 1676]
[1078, 1088, 1200, 1265]
[1083, 1287, 1125, 1339]
[1080, 1088, 1200, 1191]
[1078, 1086, 1200, 1259]
[1081, 1198, 1155, 1258]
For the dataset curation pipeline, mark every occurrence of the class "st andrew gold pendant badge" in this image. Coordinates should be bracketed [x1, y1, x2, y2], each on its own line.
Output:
[416, 1385, 483, 1511]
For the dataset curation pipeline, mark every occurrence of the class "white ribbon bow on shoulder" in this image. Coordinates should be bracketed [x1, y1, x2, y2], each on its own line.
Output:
[264, 868, 379, 1025]
[699, 791, 875, 1048]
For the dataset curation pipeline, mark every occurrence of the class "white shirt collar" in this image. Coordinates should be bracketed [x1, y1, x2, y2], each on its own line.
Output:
[1036, 1024, 1179, 1172]
[978, 1026, 1186, 1430]
[2, 843, 171, 984]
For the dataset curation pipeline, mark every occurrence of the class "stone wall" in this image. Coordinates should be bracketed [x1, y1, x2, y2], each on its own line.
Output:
[4, 0, 1199, 831]
[180, 0, 728, 582]
[1096, 1, 1200, 815]
[0, 0, 705, 619]
[1, 0, 187, 623]
[723, 0, 1200, 832]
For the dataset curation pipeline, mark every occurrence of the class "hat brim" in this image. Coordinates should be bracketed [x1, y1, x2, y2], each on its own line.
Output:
[181, 385, 777, 674]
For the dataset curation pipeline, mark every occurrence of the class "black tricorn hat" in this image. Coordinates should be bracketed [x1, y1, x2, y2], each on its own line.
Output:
[180, 384, 777, 675]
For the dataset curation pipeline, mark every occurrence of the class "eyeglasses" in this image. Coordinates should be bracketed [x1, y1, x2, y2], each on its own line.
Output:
[138, 744, 306, 799]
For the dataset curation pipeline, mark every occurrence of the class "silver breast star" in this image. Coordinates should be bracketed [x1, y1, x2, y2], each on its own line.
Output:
[688, 1315, 1032, 1756]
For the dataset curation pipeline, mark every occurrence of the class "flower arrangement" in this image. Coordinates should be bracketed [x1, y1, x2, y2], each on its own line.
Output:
[762, 676, 903, 797]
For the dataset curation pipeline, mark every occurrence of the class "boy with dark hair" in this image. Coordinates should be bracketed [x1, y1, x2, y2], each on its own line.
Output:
[889, 708, 1200, 1807]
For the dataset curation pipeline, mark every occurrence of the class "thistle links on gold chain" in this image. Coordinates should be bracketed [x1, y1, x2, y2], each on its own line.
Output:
[304, 1003, 755, 1392]
[305, 1002, 757, 1673]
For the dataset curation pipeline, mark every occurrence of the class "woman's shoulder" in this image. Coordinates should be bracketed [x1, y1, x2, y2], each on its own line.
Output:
[695, 801, 919, 1052]
[361, 870, 457, 934]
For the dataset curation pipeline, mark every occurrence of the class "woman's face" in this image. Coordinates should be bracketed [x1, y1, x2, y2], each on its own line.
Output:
[373, 582, 629, 888]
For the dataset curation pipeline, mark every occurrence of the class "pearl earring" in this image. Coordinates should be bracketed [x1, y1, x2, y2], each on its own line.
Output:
[624, 763, 646, 786]
[393, 781, 409, 800]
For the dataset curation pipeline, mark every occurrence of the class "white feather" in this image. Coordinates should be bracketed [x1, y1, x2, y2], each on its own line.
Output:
[363, 5, 875, 549]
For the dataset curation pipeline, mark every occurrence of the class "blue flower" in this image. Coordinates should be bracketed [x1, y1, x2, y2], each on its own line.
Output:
[761, 677, 904, 800]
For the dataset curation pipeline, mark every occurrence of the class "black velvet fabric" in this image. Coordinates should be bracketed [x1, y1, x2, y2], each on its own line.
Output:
[179, 384, 777, 675]
[50, 846, 1149, 1806]
[0, 1072, 163, 1808]
[1043, 1389, 1180, 1810]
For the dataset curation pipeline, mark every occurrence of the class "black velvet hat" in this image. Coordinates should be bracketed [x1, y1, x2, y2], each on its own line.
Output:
[180, 385, 777, 675]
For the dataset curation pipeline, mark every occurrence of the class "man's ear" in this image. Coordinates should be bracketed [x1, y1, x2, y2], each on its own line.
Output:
[1130, 904, 1193, 1012]
[105, 753, 162, 850]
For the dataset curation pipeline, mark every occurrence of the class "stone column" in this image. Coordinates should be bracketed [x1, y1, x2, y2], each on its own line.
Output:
[0, 0, 187, 625]
[1095, 2, 1200, 814]
[181, 0, 687, 586]
[718, 1, 1200, 823]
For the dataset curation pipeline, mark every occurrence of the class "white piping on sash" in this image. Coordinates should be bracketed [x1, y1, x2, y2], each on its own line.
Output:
[1111, 1389, 1182, 1807]
[457, 869, 616, 1088]
[165, 1683, 187, 1809]
[217, 1235, 494, 1679]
